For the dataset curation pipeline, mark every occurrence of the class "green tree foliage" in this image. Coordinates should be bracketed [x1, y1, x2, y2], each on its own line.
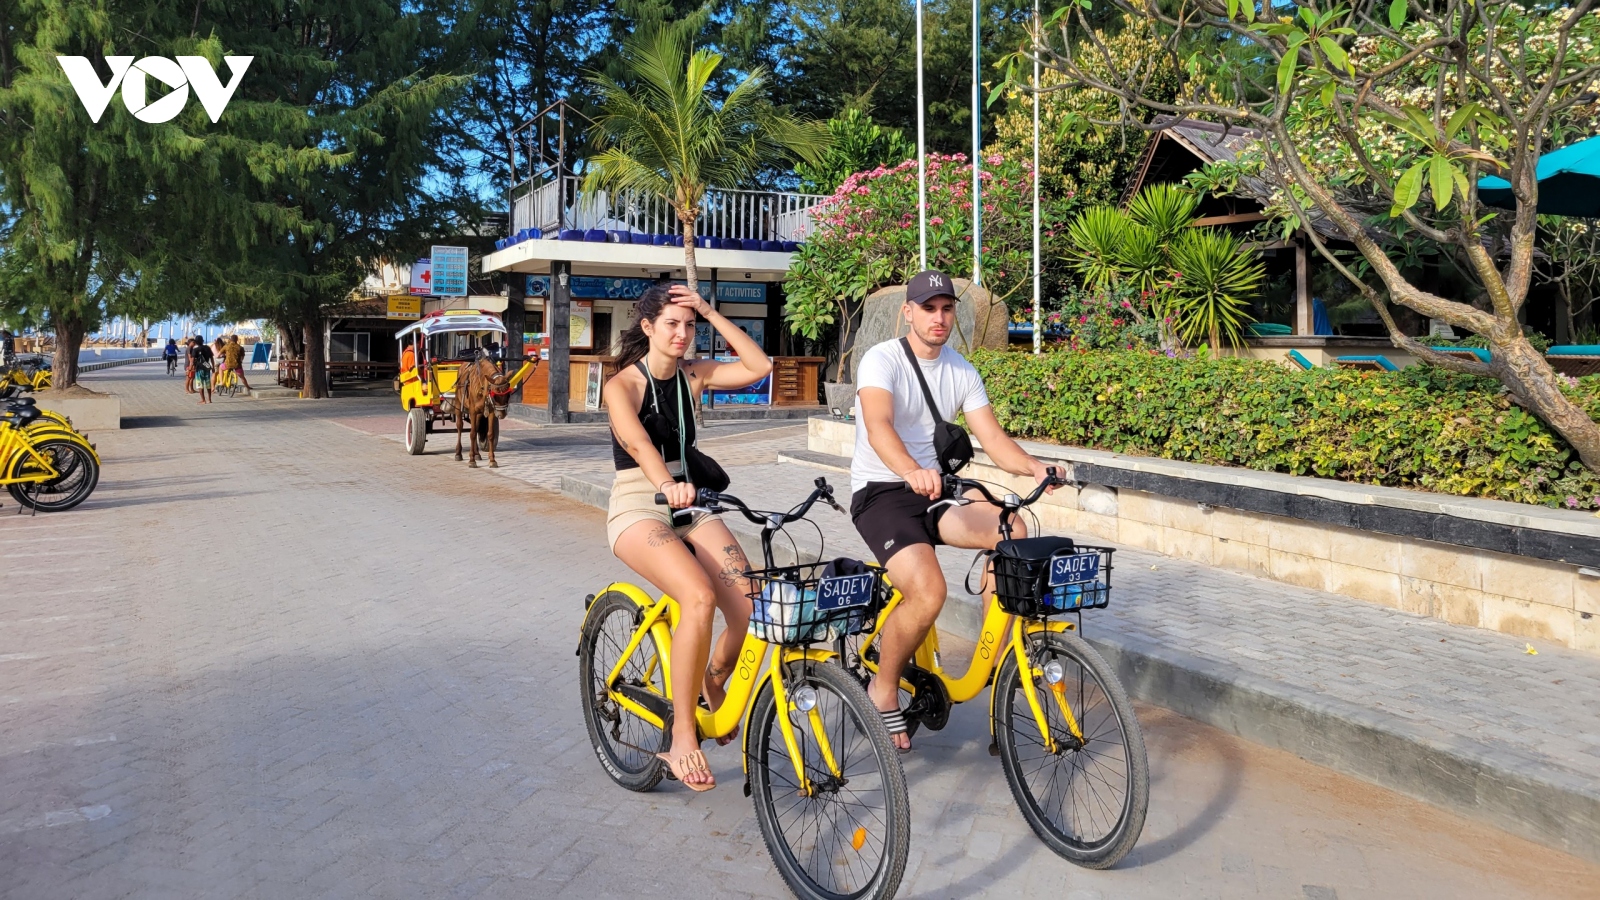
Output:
[196, 0, 473, 397]
[795, 109, 914, 194]
[1018, 0, 1600, 470]
[584, 26, 829, 290]
[991, 14, 1182, 206]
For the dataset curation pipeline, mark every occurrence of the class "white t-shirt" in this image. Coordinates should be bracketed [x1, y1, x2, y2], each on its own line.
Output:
[851, 340, 990, 492]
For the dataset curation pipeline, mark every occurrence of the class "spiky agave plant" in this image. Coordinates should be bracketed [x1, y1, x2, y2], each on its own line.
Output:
[1166, 228, 1265, 355]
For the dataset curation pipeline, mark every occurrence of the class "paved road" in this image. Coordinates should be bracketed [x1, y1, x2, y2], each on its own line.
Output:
[1, 365, 1594, 899]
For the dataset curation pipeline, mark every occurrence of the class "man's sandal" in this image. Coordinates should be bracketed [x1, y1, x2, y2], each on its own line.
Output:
[657, 749, 716, 792]
[879, 707, 911, 753]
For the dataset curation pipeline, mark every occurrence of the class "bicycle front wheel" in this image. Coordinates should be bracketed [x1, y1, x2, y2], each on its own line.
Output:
[994, 630, 1148, 869]
[6, 437, 99, 512]
[749, 659, 909, 900]
[576, 590, 667, 792]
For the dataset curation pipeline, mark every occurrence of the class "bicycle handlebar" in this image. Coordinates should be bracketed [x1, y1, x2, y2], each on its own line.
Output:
[934, 466, 1067, 513]
[654, 476, 846, 529]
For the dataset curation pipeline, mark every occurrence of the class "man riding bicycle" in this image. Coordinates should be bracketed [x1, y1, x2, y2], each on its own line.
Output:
[850, 269, 1058, 750]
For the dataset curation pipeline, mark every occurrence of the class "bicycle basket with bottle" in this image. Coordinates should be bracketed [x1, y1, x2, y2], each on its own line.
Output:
[745, 557, 890, 646]
[989, 536, 1115, 618]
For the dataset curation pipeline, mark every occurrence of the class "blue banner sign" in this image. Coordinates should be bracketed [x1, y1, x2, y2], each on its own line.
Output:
[526, 276, 766, 305]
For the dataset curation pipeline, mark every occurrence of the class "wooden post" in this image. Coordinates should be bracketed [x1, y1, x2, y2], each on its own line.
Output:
[1294, 239, 1313, 336]
[549, 261, 571, 423]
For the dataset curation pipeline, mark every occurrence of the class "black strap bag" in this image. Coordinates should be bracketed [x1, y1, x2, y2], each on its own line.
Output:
[639, 362, 731, 493]
[899, 337, 974, 475]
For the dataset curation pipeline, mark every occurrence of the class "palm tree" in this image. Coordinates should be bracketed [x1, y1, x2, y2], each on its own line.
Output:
[584, 26, 830, 291]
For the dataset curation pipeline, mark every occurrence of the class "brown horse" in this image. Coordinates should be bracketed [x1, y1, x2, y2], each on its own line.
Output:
[453, 351, 513, 468]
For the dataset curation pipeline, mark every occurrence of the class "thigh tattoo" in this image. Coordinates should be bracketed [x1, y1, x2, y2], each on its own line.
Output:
[718, 542, 751, 587]
[645, 523, 676, 547]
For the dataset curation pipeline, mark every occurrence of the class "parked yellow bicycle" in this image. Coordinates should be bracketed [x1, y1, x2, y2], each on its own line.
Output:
[577, 477, 910, 900]
[839, 472, 1149, 869]
[0, 398, 100, 512]
[0, 355, 52, 398]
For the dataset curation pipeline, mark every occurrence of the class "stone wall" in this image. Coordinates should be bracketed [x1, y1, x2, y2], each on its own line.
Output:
[810, 415, 1600, 654]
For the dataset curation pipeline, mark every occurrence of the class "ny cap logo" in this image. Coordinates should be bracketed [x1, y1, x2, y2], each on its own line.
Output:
[927, 273, 944, 288]
[57, 56, 252, 124]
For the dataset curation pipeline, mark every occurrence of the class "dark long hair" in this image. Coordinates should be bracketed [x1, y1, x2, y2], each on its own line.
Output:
[613, 283, 678, 373]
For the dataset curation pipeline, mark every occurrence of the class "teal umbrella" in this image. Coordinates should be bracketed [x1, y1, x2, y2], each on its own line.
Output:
[1478, 134, 1600, 217]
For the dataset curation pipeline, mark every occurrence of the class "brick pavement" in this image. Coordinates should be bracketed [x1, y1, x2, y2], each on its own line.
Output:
[0, 367, 1595, 899]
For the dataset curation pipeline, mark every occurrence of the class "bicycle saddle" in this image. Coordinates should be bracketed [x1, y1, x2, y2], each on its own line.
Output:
[0, 406, 41, 426]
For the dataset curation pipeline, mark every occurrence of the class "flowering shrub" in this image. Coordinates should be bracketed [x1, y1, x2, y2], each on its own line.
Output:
[973, 349, 1600, 510]
[785, 152, 1075, 369]
[1044, 284, 1164, 352]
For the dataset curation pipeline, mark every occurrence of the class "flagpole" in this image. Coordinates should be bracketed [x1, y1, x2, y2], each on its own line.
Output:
[971, 0, 982, 287]
[1031, 0, 1041, 355]
[916, 0, 928, 271]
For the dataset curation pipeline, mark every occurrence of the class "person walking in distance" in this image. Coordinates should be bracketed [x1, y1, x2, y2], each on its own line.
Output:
[183, 337, 198, 393]
[849, 269, 1059, 750]
[222, 335, 252, 392]
[190, 336, 215, 404]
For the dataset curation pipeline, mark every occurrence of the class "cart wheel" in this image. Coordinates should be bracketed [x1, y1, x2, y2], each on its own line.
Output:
[405, 407, 428, 455]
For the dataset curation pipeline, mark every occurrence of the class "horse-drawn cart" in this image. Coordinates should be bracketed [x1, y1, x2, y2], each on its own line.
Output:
[397, 311, 536, 455]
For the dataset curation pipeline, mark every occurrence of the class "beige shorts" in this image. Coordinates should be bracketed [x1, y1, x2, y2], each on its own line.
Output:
[606, 467, 712, 553]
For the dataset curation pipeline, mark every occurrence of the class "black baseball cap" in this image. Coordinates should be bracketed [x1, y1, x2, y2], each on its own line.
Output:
[905, 269, 958, 306]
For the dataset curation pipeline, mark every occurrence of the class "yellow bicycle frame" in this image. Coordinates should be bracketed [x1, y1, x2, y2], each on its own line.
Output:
[590, 581, 845, 796]
[850, 573, 1079, 750]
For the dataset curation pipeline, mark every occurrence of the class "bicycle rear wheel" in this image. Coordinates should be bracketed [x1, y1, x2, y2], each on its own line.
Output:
[7, 437, 99, 512]
[994, 630, 1147, 869]
[576, 590, 667, 792]
[749, 659, 909, 900]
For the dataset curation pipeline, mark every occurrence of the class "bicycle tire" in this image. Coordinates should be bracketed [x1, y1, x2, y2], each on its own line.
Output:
[6, 436, 99, 512]
[749, 659, 909, 900]
[993, 629, 1148, 869]
[576, 591, 667, 792]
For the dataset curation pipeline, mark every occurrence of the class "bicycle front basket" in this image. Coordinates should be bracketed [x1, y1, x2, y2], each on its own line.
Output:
[745, 558, 887, 647]
[992, 538, 1114, 617]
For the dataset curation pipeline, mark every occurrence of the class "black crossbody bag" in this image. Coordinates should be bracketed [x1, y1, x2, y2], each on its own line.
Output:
[899, 337, 974, 475]
[638, 362, 731, 493]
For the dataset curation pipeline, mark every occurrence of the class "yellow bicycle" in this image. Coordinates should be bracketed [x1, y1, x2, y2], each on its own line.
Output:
[0, 399, 100, 512]
[576, 478, 910, 900]
[840, 472, 1148, 869]
[0, 355, 51, 398]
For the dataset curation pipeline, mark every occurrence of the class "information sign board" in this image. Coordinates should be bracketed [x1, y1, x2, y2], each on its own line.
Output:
[431, 245, 468, 297]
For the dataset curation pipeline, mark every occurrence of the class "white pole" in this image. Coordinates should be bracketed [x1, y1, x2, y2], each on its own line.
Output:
[916, 0, 928, 271]
[1031, 0, 1042, 355]
[971, 0, 982, 287]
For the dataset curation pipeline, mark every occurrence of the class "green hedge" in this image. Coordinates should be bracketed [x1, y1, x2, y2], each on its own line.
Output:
[970, 349, 1600, 510]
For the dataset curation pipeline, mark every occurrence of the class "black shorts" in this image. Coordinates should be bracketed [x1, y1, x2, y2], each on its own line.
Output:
[850, 481, 951, 565]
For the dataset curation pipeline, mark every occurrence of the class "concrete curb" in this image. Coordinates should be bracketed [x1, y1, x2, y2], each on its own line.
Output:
[559, 467, 1600, 865]
[79, 356, 161, 373]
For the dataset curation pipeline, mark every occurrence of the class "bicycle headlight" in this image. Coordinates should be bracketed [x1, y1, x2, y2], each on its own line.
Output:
[1042, 660, 1065, 685]
[792, 685, 819, 712]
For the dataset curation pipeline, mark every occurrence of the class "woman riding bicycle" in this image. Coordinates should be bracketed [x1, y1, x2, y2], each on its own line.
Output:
[604, 283, 771, 792]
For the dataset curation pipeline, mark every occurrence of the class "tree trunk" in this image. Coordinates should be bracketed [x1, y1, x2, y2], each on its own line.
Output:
[303, 320, 329, 399]
[680, 211, 699, 291]
[51, 312, 85, 388]
[1492, 332, 1600, 471]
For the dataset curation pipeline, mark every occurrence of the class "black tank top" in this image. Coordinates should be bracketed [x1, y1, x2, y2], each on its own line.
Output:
[612, 364, 696, 471]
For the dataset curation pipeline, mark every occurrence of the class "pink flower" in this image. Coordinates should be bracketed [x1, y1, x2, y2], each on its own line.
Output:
[931, 217, 944, 225]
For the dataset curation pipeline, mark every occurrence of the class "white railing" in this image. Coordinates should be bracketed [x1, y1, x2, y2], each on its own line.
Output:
[510, 175, 823, 243]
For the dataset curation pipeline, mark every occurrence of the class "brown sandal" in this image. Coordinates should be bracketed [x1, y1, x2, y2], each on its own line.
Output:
[657, 749, 716, 792]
